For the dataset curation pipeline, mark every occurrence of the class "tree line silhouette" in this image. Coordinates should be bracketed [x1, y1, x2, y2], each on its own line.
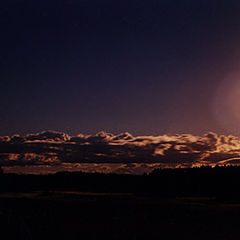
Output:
[0, 165, 240, 201]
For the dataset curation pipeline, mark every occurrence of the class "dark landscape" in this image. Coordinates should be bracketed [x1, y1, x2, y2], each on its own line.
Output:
[2, 0, 240, 239]
[1, 166, 240, 239]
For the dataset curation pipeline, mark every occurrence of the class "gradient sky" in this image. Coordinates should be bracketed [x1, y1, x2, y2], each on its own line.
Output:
[2, 0, 240, 136]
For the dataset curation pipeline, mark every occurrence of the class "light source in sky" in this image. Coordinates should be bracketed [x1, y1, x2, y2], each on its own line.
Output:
[214, 70, 240, 135]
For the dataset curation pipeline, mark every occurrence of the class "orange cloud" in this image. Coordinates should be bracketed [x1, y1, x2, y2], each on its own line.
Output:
[1, 130, 240, 174]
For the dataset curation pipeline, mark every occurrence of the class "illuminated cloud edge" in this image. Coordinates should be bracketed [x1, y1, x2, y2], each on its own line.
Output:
[1, 130, 240, 174]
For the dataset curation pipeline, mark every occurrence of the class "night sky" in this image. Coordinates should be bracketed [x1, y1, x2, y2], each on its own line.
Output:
[1, 0, 240, 136]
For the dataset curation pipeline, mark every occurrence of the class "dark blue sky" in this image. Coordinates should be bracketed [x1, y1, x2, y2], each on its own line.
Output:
[1, 0, 240, 136]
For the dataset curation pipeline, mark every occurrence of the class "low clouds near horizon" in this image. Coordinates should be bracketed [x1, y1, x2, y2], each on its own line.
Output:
[1, 130, 240, 174]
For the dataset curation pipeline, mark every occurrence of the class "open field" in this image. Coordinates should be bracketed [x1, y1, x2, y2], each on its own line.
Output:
[0, 191, 240, 240]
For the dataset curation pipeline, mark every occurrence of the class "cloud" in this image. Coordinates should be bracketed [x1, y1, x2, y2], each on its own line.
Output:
[25, 130, 71, 142]
[1, 130, 240, 174]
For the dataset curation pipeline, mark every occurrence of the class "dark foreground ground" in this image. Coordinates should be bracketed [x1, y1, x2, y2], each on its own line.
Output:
[0, 191, 240, 240]
[1, 166, 240, 239]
